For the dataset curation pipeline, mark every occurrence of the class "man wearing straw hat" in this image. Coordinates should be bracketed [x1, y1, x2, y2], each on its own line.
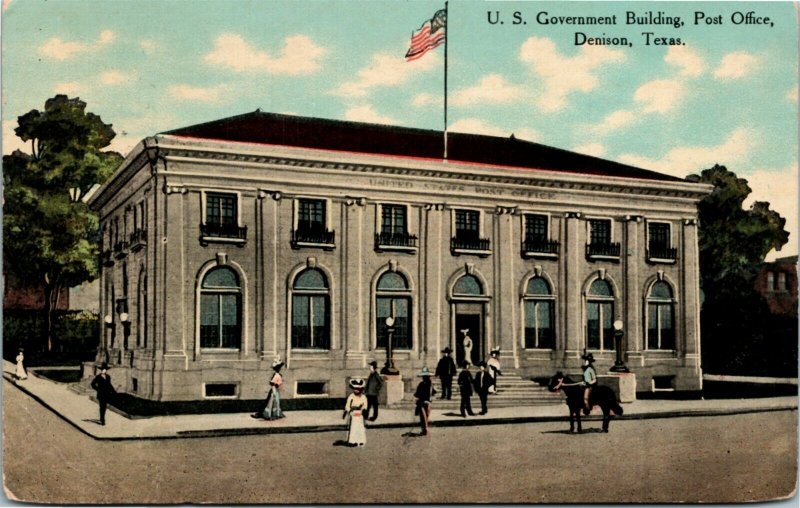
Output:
[413, 367, 437, 435]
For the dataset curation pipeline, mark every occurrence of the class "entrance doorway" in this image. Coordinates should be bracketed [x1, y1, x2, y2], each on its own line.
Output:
[455, 311, 483, 367]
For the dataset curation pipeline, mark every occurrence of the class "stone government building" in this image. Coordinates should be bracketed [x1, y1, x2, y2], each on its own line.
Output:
[87, 111, 712, 401]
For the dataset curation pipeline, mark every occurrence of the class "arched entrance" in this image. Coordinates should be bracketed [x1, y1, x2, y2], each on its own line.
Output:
[450, 274, 488, 366]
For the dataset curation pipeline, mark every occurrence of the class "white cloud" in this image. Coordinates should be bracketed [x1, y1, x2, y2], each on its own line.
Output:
[38, 30, 116, 60]
[634, 79, 687, 114]
[204, 34, 326, 75]
[168, 84, 229, 104]
[519, 37, 626, 112]
[449, 118, 540, 141]
[343, 105, 396, 125]
[618, 128, 759, 178]
[787, 87, 798, 103]
[665, 46, 705, 78]
[411, 93, 440, 107]
[594, 109, 637, 133]
[53, 81, 85, 95]
[744, 164, 799, 259]
[451, 74, 527, 106]
[713, 51, 759, 80]
[3, 120, 28, 154]
[332, 51, 439, 98]
[139, 39, 157, 54]
[100, 70, 136, 86]
[573, 143, 606, 158]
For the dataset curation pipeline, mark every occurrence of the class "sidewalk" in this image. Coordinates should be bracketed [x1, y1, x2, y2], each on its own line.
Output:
[4, 361, 796, 441]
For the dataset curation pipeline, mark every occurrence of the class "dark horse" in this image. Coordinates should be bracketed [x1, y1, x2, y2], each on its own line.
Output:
[548, 372, 623, 433]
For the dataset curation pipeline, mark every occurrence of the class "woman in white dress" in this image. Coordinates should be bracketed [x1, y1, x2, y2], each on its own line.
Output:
[462, 332, 473, 367]
[343, 378, 367, 446]
[15, 348, 27, 380]
[487, 348, 502, 393]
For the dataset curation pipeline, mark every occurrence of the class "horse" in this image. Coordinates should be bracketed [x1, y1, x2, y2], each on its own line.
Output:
[547, 371, 623, 433]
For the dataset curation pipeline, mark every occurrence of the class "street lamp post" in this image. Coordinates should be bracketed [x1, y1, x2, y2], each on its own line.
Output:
[380, 316, 399, 375]
[610, 320, 630, 373]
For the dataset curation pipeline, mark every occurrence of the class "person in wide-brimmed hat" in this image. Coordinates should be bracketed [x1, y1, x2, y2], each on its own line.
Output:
[90, 362, 116, 425]
[365, 360, 384, 421]
[487, 347, 502, 394]
[252, 358, 286, 421]
[581, 351, 597, 415]
[435, 346, 457, 400]
[343, 378, 368, 446]
[413, 367, 437, 435]
[473, 361, 492, 415]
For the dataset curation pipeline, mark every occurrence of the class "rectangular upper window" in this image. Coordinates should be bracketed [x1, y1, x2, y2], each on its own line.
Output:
[455, 209, 480, 239]
[206, 193, 237, 226]
[648, 223, 670, 249]
[298, 199, 326, 232]
[589, 219, 611, 245]
[524, 214, 548, 241]
[381, 204, 407, 235]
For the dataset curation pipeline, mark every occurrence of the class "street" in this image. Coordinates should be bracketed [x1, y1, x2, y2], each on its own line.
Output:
[3, 380, 797, 504]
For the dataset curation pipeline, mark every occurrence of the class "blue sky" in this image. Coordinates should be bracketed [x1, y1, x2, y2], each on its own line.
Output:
[2, 0, 797, 257]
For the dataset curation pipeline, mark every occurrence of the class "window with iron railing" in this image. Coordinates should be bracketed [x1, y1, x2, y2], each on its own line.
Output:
[201, 193, 247, 243]
[452, 210, 490, 253]
[376, 204, 417, 249]
[523, 214, 559, 256]
[292, 199, 335, 247]
[586, 219, 620, 258]
[647, 222, 676, 262]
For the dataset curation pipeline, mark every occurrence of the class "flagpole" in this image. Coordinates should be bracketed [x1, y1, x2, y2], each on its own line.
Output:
[443, 1, 449, 161]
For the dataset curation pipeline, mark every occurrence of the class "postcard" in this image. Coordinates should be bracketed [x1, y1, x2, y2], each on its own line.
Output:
[2, 0, 797, 504]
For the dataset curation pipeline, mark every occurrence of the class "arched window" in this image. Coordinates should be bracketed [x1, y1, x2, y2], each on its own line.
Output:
[647, 281, 675, 350]
[199, 267, 241, 349]
[453, 274, 483, 296]
[376, 272, 412, 349]
[291, 268, 330, 349]
[586, 279, 615, 351]
[524, 277, 554, 349]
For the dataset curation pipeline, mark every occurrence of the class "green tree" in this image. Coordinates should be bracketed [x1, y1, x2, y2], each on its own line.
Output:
[688, 164, 791, 375]
[3, 95, 122, 352]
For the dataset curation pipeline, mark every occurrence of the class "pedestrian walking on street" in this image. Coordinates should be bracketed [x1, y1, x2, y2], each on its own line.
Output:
[435, 347, 457, 400]
[90, 363, 116, 425]
[365, 360, 384, 421]
[473, 361, 492, 415]
[414, 366, 436, 435]
[581, 352, 597, 415]
[457, 361, 475, 417]
[252, 358, 285, 420]
[487, 348, 502, 393]
[14, 348, 27, 381]
[343, 378, 367, 446]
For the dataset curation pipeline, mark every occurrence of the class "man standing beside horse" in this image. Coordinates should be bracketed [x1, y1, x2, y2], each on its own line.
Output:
[581, 352, 598, 415]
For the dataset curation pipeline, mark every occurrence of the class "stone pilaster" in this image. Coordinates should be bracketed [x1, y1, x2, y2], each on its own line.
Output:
[624, 215, 644, 364]
[493, 205, 517, 364]
[161, 183, 188, 362]
[343, 197, 366, 354]
[563, 212, 582, 359]
[681, 218, 701, 367]
[423, 203, 445, 357]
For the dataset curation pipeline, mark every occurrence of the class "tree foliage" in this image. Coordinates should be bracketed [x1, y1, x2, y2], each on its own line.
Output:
[3, 95, 123, 351]
[689, 164, 792, 375]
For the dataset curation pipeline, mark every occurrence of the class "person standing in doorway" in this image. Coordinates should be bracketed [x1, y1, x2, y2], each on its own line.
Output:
[473, 361, 492, 415]
[435, 347, 457, 400]
[461, 330, 473, 366]
[14, 348, 27, 381]
[413, 367, 436, 435]
[90, 363, 116, 425]
[365, 360, 384, 421]
[457, 361, 475, 418]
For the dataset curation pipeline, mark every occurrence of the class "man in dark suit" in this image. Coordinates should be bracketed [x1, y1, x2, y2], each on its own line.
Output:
[365, 360, 384, 421]
[473, 361, 492, 415]
[457, 361, 475, 417]
[435, 347, 457, 400]
[90, 363, 116, 425]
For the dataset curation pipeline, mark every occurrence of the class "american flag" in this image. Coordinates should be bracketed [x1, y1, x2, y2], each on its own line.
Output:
[405, 9, 446, 62]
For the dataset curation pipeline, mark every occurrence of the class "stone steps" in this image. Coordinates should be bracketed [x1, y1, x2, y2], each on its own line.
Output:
[390, 373, 564, 408]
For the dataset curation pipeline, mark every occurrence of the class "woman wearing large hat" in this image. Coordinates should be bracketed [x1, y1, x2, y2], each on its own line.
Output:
[343, 378, 367, 446]
[487, 347, 502, 394]
[252, 358, 286, 420]
[581, 352, 597, 415]
[413, 367, 437, 435]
